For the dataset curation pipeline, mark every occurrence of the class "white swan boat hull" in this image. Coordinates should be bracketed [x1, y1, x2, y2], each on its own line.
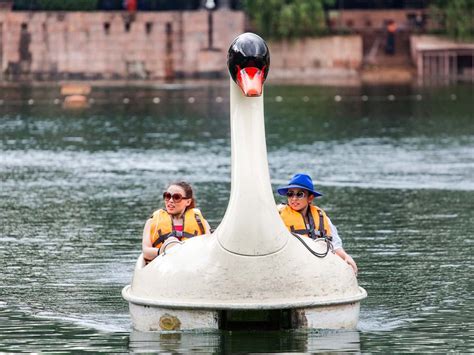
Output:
[122, 235, 367, 331]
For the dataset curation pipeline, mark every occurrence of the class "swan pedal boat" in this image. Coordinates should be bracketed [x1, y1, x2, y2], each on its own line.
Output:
[122, 33, 367, 332]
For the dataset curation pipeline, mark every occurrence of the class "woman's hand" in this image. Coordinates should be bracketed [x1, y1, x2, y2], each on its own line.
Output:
[345, 255, 358, 276]
[335, 249, 358, 276]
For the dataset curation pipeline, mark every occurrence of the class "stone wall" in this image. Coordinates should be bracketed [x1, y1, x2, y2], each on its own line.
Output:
[331, 9, 432, 32]
[0, 9, 363, 82]
[0, 9, 245, 80]
[269, 36, 362, 81]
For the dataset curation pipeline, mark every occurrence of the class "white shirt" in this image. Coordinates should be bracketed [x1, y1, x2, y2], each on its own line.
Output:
[327, 217, 343, 250]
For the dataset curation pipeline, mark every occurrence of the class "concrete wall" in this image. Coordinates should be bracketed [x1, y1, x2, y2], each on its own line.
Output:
[269, 36, 362, 80]
[0, 9, 245, 80]
[0, 9, 363, 82]
[330, 9, 432, 31]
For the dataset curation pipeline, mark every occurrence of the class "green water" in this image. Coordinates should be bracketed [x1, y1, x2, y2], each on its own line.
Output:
[1, 82, 473, 352]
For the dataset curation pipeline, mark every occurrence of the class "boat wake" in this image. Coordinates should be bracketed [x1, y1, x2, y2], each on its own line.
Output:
[357, 308, 407, 332]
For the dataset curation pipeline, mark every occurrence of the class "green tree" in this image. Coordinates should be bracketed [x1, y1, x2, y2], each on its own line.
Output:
[39, 0, 98, 10]
[242, 0, 336, 40]
[14, 0, 99, 11]
[431, 0, 474, 41]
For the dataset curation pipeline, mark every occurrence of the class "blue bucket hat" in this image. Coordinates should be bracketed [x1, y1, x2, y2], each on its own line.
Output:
[277, 173, 322, 197]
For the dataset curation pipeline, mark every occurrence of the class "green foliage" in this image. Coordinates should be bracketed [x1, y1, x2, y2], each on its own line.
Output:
[39, 0, 98, 10]
[13, 0, 99, 11]
[242, 0, 335, 40]
[430, 0, 474, 41]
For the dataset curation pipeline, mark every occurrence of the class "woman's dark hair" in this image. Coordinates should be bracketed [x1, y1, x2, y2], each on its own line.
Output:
[169, 181, 196, 209]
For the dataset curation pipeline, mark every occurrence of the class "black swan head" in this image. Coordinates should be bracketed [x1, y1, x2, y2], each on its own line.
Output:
[227, 33, 270, 97]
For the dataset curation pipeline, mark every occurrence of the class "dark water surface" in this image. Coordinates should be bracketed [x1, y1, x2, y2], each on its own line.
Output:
[1, 82, 473, 353]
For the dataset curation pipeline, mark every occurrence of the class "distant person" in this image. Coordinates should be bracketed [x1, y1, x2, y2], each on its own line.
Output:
[142, 181, 211, 263]
[277, 173, 358, 275]
[123, 0, 137, 12]
[415, 14, 424, 31]
[385, 20, 397, 55]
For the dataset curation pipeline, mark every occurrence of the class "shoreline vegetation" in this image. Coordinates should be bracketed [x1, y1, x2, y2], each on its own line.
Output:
[1, 2, 472, 84]
[9, 1, 474, 42]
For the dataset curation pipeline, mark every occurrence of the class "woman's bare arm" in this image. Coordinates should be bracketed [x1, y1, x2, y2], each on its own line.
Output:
[142, 218, 159, 261]
[335, 248, 358, 276]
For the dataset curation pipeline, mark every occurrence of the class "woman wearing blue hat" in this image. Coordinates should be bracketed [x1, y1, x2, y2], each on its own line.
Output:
[277, 173, 358, 275]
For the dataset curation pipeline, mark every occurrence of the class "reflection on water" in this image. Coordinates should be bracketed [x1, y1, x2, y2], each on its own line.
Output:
[129, 329, 361, 353]
[0, 83, 473, 352]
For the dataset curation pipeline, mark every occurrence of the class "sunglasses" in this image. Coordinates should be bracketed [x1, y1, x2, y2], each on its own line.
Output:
[163, 192, 189, 203]
[286, 191, 307, 199]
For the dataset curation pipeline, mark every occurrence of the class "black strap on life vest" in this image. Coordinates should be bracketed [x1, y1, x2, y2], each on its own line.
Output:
[194, 212, 205, 235]
[289, 207, 315, 237]
[153, 230, 199, 247]
[291, 208, 320, 240]
[286, 207, 334, 258]
[182, 231, 199, 238]
[306, 209, 317, 239]
[152, 229, 169, 247]
[291, 208, 333, 241]
[291, 226, 313, 235]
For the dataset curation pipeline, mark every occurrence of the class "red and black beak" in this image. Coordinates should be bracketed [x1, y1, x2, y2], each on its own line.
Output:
[236, 66, 266, 97]
[228, 33, 270, 98]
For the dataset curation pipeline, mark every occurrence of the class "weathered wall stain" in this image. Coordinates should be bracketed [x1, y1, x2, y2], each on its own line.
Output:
[19, 23, 31, 62]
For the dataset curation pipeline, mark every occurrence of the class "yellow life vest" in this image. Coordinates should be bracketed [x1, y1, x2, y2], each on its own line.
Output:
[278, 204, 332, 240]
[149, 208, 208, 250]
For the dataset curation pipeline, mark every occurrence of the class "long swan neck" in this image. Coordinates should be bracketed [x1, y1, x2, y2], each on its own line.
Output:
[215, 79, 288, 256]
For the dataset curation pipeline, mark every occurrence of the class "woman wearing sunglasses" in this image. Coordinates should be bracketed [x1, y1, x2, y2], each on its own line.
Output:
[142, 181, 211, 263]
[277, 173, 358, 275]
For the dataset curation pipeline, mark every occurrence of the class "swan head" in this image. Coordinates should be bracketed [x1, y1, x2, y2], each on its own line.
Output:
[227, 32, 270, 97]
